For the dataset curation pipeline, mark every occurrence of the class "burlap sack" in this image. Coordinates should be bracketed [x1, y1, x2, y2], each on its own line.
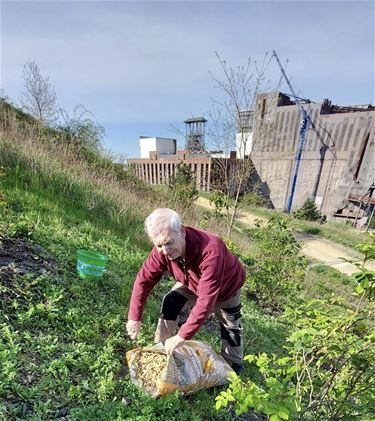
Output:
[126, 340, 233, 397]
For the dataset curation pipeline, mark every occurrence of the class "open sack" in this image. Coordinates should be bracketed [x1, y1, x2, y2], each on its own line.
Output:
[126, 340, 233, 398]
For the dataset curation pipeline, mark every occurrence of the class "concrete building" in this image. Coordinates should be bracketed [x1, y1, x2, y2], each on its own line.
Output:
[250, 92, 375, 220]
[128, 146, 242, 192]
[139, 136, 176, 159]
[237, 110, 254, 158]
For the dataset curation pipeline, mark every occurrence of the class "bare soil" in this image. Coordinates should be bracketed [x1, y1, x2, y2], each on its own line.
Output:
[0, 237, 57, 279]
[0, 237, 59, 304]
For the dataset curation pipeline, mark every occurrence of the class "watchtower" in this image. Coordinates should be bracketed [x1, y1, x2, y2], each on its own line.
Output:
[184, 117, 207, 153]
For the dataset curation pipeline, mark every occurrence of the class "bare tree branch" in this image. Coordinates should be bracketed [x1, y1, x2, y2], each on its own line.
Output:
[207, 52, 281, 236]
[19, 59, 58, 124]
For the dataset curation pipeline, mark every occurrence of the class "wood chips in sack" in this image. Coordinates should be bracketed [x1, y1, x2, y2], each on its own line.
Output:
[126, 340, 233, 398]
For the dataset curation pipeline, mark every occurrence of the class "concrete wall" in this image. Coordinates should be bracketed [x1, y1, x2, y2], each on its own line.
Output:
[251, 92, 375, 217]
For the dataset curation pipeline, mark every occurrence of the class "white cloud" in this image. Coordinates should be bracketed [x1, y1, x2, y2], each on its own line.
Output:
[1, 0, 373, 151]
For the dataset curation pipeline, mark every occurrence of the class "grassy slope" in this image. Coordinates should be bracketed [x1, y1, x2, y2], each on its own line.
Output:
[0, 104, 357, 420]
[1, 166, 357, 420]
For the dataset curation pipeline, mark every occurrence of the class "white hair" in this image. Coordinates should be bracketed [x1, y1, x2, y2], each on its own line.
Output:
[144, 208, 182, 239]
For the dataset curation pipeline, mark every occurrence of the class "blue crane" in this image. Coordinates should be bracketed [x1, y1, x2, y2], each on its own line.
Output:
[272, 50, 311, 214]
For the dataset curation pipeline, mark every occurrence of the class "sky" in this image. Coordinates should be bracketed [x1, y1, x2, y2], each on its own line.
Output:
[1, 0, 374, 158]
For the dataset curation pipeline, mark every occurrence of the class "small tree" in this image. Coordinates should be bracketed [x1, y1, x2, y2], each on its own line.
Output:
[246, 217, 307, 311]
[168, 162, 198, 208]
[207, 52, 281, 236]
[293, 198, 325, 222]
[19, 59, 58, 124]
[209, 190, 230, 217]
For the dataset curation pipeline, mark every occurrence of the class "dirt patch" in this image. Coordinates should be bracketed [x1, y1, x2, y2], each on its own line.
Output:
[0, 237, 56, 275]
[0, 237, 59, 301]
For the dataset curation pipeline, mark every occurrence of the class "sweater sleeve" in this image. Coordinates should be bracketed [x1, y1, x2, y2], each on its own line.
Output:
[178, 245, 224, 339]
[128, 248, 167, 321]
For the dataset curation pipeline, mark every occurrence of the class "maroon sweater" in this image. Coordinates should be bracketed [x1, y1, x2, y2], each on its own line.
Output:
[128, 226, 246, 339]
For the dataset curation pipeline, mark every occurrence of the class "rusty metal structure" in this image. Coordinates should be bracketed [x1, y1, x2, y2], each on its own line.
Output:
[184, 117, 207, 153]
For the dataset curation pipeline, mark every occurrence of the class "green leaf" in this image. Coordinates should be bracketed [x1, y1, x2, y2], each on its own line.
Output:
[270, 414, 281, 421]
[360, 278, 369, 289]
[244, 354, 255, 363]
[278, 410, 289, 420]
[263, 404, 278, 415]
[356, 284, 364, 294]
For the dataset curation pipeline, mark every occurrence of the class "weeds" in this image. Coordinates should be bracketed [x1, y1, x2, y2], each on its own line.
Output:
[1, 99, 369, 420]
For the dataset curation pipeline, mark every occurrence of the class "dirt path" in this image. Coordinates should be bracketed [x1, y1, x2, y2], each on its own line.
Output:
[293, 231, 375, 275]
[196, 197, 374, 276]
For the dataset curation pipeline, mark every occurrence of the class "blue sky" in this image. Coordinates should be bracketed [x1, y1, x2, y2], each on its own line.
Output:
[1, 0, 374, 158]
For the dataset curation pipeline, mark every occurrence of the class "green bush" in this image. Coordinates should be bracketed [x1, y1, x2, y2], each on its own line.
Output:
[245, 217, 308, 311]
[168, 162, 198, 208]
[209, 190, 229, 217]
[216, 235, 375, 421]
[293, 198, 326, 222]
[301, 226, 321, 235]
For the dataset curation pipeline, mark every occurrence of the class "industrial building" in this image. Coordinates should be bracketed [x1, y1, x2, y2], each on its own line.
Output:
[127, 92, 374, 223]
[127, 118, 242, 192]
[250, 92, 375, 221]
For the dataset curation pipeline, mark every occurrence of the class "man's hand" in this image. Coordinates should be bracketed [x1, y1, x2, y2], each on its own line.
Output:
[126, 320, 142, 340]
[164, 334, 185, 355]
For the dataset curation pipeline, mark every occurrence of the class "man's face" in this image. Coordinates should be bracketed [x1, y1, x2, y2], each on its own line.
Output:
[152, 228, 186, 260]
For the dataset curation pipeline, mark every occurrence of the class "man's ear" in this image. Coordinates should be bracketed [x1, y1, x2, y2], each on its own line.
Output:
[181, 226, 186, 236]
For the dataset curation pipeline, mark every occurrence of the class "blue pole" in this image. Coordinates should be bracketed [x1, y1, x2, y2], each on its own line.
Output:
[286, 111, 309, 213]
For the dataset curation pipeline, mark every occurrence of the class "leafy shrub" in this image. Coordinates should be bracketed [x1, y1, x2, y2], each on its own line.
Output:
[209, 190, 229, 217]
[301, 226, 321, 235]
[245, 217, 307, 311]
[216, 235, 375, 421]
[168, 162, 198, 208]
[293, 198, 326, 222]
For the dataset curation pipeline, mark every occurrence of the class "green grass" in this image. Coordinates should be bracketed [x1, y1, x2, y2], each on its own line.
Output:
[1, 162, 277, 420]
[302, 264, 359, 307]
[0, 172, 365, 420]
[0, 107, 365, 420]
[198, 192, 367, 251]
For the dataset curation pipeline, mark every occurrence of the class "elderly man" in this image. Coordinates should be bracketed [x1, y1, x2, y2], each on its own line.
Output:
[126, 208, 246, 372]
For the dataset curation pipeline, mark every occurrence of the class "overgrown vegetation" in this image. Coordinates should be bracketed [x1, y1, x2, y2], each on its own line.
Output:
[244, 217, 308, 312]
[1, 99, 373, 420]
[0, 100, 240, 420]
[236, 199, 368, 251]
[240, 191, 268, 208]
[216, 236, 375, 420]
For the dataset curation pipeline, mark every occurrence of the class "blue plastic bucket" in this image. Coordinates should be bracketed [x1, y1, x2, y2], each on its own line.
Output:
[76, 249, 108, 279]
